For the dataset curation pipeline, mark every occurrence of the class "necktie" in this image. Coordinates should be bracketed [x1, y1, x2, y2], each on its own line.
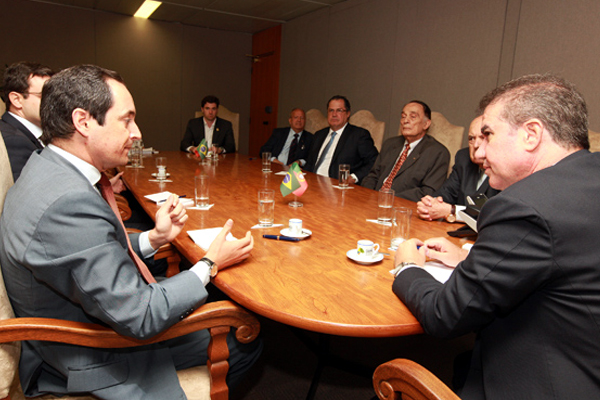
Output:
[286, 133, 299, 165]
[381, 143, 410, 190]
[314, 131, 337, 172]
[98, 173, 157, 284]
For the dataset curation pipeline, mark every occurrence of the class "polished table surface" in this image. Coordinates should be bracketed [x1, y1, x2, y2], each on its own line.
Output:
[121, 152, 470, 338]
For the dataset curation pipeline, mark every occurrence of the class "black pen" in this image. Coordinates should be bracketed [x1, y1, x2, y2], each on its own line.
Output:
[158, 195, 186, 204]
[263, 235, 301, 242]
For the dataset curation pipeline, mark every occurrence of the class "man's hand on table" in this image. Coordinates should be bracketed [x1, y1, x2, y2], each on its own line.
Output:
[422, 237, 468, 268]
[206, 219, 253, 270]
[417, 195, 452, 220]
[148, 194, 188, 249]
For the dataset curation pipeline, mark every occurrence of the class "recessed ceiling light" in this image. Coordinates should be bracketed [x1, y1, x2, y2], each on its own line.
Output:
[134, 1, 162, 19]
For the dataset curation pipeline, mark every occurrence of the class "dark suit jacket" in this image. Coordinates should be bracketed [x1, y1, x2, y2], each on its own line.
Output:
[0, 112, 43, 181]
[259, 127, 313, 165]
[180, 116, 236, 153]
[362, 135, 450, 201]
[394, 150, 600, 399]
[434, 147, 500, 205]
[0, 148, 207, 399]
[305, 123, 378, 182]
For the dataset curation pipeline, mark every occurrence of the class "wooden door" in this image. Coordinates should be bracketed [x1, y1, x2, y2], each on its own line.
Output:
[249, 25, 281, 157]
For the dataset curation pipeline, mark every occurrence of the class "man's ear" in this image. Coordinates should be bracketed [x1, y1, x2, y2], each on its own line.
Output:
[521, 118, 544, 151]
[7, 92, 23, 111]
[72, 108, 92, 138]
[424, 118, 432, 131]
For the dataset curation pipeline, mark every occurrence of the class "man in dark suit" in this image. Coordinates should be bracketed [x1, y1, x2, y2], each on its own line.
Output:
[0, 65, 260, 399]
[0, 62, 54, 181]
[417, 116, 500, 222]
[260, 108, 313, 167]
[305, 95, 378, 183]
[362, 100, 450, 201]
[180, 95, 236, 154]
[393, 74, 600, 399]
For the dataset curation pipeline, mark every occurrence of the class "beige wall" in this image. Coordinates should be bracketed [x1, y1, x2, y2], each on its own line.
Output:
[279, 0, 600, 146]
[0, 0, 252, 153]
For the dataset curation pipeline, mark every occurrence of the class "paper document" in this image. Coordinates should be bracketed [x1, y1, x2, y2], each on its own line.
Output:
[188, 228, 236, 251]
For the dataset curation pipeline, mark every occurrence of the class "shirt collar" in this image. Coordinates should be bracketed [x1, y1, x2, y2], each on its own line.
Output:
[329, 123, 348, 136]
[47, 144, 102, 186]
[9, 111, 43, 139]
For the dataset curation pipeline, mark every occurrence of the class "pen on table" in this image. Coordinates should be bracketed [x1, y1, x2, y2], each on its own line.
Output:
[158, 195, 186, 204]
[263, 234, 301, 242]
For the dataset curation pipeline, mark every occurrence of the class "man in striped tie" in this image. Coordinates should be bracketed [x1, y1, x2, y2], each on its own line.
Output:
[362, 100, 450, 201]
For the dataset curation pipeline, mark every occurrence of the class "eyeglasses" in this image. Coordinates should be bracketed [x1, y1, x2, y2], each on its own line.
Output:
[328, 108, 347, 114]
[20, 91, 42, 98]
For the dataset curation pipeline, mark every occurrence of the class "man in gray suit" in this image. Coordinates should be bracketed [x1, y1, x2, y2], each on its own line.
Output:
[393, 75, 600, 398]
[0, 61, 54, 181]
[362, 100, 450, 201]
[0, 65, 260, 399]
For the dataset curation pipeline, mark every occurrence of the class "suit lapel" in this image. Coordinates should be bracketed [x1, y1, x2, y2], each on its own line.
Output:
[3, 113, 43, 149]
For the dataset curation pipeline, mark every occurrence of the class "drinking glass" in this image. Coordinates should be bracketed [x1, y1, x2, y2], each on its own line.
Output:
[338, 164, 350, 188]
[377, 188, 395, 224]
[258, 189, 275, 226]
[195, 175, 209, 207]
[391, 207, 412, 250]
[262, 152, 272, 172]
[155, 157, 167, 180]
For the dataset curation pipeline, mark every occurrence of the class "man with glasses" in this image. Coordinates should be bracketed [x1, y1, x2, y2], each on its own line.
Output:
[305, 95, 378, 184]
[0, 62, 54, 181]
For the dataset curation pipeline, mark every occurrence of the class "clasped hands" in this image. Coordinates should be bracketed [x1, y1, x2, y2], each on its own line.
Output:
[148, 195, 253, 270]
[417, 195, 452, 221]
[394, 237, 469, 270]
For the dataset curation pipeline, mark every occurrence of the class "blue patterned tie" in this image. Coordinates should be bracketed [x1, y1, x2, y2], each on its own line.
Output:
[314, 131, 337, 171]
[286, 133, 299, 165]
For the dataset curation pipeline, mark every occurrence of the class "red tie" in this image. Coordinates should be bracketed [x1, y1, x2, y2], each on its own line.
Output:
[381, 143, 410, 190]
[98, 173, 157, 284]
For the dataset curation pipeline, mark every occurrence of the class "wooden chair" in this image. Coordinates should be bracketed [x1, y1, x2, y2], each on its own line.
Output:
[0, 135, 260, 400]
[350, 110, 385, 151]
[422, 112, 465, 176]
[588, 129, 600, 152]
[195, 106, 240, 152]
[305, 108, 329, 134]
[373, 358, 460, 400]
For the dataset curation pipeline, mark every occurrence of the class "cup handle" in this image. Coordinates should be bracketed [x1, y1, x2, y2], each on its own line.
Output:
[373, 244, 380, 256]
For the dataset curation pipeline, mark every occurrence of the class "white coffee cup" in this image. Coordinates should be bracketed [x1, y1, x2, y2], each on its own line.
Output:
[357, 240, 380, 258]
[289, 218, 303, 235]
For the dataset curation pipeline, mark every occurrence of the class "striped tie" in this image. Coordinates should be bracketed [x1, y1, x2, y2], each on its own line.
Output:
[381, 143, 410, 190]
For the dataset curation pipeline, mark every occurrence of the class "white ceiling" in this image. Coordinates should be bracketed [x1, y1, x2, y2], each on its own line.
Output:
[32, 0, 347, 33]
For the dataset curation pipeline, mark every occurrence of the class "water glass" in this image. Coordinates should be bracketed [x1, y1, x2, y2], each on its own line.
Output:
[195, 175, 209, 207]
[391, 207, 412, 250]
[338, 164, 350, 187]
[258, 189, 275, 226]
[377, 188, 395, 224]
[262, 152, 272, 172]
[155, 157, 167, 180]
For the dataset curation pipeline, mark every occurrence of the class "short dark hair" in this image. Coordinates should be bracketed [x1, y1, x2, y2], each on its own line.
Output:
[405, 100, 431, 120]
[40, 64, 124, 145]
[201, 95, 220, 108]
[478, 74, 589, 150]
[1, 61, 54, 110]
[327, 95, 351, 112]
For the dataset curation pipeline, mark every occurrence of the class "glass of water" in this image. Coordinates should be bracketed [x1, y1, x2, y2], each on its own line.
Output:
[258, 189, 275, 227]
[391, 207, 412, 250]
[377, 188, 394, 224]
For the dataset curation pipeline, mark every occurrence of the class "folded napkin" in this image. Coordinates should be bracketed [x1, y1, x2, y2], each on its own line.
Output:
[187, 204, 214, 210]
[188, 228, 237, 251]
[251, 223, 284, 229]
[366, 219, 392, 226]
[332, 185, 354, 190]
[149, 179, 173, 183]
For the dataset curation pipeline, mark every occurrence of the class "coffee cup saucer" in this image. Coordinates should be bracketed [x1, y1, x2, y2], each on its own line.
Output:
[280, 228, 312, 239]
[346, 249, 384, 265]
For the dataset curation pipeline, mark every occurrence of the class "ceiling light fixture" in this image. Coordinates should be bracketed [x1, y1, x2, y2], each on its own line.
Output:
[134, 1, 162, 19]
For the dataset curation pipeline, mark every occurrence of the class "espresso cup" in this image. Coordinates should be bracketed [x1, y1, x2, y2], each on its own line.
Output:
[289, 218, 303, 235]
[357, 240, 380, 258]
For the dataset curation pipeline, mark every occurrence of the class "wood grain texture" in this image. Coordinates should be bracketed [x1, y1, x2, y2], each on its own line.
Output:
[121, 152, 472, 338]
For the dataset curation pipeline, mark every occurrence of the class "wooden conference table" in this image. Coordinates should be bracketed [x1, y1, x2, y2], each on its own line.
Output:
[121, 151, 470, 338]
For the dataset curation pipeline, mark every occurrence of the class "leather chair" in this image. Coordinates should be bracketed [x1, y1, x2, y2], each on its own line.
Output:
[588, 129, 600, 152]
[373, 358, 460, 400]
[195, 106, 240, 152]
[421, 112, 464, 176]
[305, 109, 329, 134]
[350, 110, 385, 151]
[0, 135, 260, 400]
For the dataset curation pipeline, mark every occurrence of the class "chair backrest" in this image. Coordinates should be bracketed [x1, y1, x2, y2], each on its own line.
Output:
[589, 130, 600, 152]
[0, 134, 20, 399]
[305, 109, 329, 134]
[349, 110, 385, 151]
[421, 112, 465, 176]
[195, 105, 240, 151]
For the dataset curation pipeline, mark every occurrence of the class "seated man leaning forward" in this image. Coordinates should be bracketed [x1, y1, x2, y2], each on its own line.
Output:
[259, 108, 313, 167]
[180, 95, 236, 155]
[0, 65, 261, 400]
[417, 115, 500, 222]
[392, 74, 600, 399]
[304, 95, 378, 184]
[362, 100, 449, 201]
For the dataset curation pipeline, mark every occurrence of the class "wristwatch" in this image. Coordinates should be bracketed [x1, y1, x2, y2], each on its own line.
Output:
[445, 204, 456, 223]
[390, 262, 419, 277]
[200, 257, 218, 278]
